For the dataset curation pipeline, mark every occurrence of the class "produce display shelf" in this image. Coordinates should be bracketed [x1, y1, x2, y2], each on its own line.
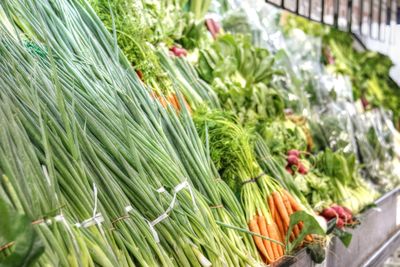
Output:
[278, 188, 400, 267]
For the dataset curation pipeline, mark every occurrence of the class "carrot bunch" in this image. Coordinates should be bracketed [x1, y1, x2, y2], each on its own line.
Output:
[193, 111, 313, 265]
[151, 91, 192, 113]
[243, 182, 285, 264]
[267, 188, 313, 245]
[253, 176, 314, 264]
[248, 213, 285, 264]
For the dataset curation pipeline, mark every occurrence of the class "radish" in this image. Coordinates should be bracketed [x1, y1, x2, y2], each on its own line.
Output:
[342, 206, 353, 217]
[205, 18, 220, 39]
[287, 155, 299, 166]
[331, 205, 346, 219]
[321, 207, 337, 220]
[336, 218, 345, 229]
[298, 163, 308, 175]
[287, 149, 300, 157]
[286, 166, 294, 175]
[341, 206, 353, 223]
[170, 46, 187, 57]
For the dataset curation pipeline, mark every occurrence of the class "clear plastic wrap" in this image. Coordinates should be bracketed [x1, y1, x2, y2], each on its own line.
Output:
[352, 109, 400, 190]
[210, 0, 399, 191]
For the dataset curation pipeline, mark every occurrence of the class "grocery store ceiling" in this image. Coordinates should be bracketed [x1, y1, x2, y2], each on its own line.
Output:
[264, 0, 400, 83]
[264, 0, 398, 41]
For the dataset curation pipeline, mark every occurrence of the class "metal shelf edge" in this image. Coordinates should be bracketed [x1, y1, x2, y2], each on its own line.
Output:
[362, 229, 400, 267]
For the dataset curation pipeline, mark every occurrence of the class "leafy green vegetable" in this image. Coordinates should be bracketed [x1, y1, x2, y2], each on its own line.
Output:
[333, 228, 352, 248]
[0, 198, 44, 267]
[197, 34, 279, 85]
[88, 0, 172, 91]
[258, 119, 308, 155]
[283, 14, 400, 126]
[196, 33, 285, 125]
[313, 149, 377, 212]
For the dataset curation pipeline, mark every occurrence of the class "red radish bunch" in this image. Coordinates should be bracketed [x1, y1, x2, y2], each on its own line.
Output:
[170, 46, 187, 57]
[205, 18, 221, 39]
[320, 205, 354, 229]
[285, 150, 308, 175]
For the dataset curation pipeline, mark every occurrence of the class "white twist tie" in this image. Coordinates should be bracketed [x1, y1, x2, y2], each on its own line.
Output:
[156, 187, 167, 193]
[147, 180, 197, 243]
[75, 183, 104, 228]
[125, 205, 133, 213]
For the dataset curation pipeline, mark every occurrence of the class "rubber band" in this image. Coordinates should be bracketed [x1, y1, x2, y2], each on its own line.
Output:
[111, 215, 130, 225]
[31, 218, 45, 225]
[209, 204, 224, 209]
[54, 214, 65, 222]
[0, 241, 15, 252]
[242, 172, 265, 185]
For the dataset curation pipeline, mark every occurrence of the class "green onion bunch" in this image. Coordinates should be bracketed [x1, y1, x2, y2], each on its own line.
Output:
[0, 0, 263, 265]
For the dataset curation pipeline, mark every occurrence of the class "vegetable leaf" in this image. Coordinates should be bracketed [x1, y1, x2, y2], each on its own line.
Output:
[285, 211, 325, 253]
[0, 199, 44, 267]
[333, 228, 352, 248]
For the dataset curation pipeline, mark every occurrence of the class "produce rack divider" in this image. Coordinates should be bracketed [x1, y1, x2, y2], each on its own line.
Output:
[264, 0, 398, 43]
[277, 188, 400, 267]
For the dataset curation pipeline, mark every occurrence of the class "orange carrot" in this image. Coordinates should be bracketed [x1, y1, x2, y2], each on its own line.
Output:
[283, 190, 302, 212]
[168, 94, 179, 110]
[174, 94, 182, 111]
[267, 222, 283, 259]
[298, 221, 303, 230]
[305, 235, 313, 242]
[135, 69, 144, 81]
[249, 217, 270, 261]
[268, 196, 276, 218]
[273, 210, 286, 242]
[151, 92, 168, 108]
[282, 193, 301, 239]
[272, 192, 290, 229]
[274, 222, 285, 256]
[257, 215, 274, 263]
[269, 196, 285, 241]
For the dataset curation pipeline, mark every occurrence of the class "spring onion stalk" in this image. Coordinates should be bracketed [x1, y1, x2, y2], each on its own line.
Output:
[157, 49, 220, 109]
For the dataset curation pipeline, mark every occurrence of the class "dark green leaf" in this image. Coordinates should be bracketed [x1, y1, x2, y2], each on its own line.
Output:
[333, 228, 352, 247]
[285, 211, 325, 252]
[0, 199, 44, 267]
[306, 242, 326, 263]
[326, 218, 337, 234]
